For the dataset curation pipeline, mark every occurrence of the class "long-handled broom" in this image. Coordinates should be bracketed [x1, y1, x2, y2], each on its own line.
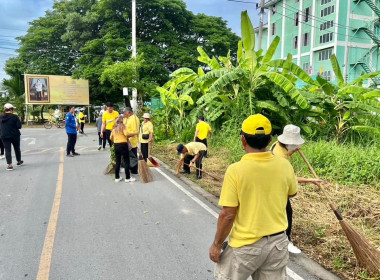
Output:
[137, 147, 154, 183]
[298, 150, 380, 273]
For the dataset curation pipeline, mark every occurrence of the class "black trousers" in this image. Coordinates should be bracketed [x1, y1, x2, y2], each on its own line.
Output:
[98, 132, 106, 146]
[114, 143, 130, 180]
[66, 133, 77, 155]
[0, 138, 4, 155]
[286, 199, 293, 241]
[2, 136, 21, 165]
[141, 143, 149, 161]
[183, 150, 206, 178]
[104, 129, 113, 148]
[80, 122, 84, 133]
[195, 137, 208, 157]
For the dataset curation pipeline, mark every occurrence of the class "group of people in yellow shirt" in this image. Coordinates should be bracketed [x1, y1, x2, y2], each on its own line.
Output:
[100, 103, 154, 183]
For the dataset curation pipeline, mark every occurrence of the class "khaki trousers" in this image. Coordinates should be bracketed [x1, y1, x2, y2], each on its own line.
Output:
[215, 232, 288, 280]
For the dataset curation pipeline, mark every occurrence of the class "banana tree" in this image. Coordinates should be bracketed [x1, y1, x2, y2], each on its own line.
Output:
[315, 54, 380, 141]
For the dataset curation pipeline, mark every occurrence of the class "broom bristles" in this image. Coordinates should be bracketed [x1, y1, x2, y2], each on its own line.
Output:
[103, 163, 114, 175]
[339, 220, 380, 273]
[138, 157, 154, 183]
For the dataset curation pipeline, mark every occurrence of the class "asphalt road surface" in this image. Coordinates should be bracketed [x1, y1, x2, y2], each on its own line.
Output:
[0, 127, 338, 280]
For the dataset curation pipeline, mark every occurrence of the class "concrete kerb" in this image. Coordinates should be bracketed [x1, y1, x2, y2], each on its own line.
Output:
[154, 157, 342, 280]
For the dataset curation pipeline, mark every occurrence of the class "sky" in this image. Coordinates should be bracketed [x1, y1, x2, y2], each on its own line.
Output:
[0, 0, 260, 82]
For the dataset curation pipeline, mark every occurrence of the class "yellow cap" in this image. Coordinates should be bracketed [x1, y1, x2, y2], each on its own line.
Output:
[241, 114, 272, 135]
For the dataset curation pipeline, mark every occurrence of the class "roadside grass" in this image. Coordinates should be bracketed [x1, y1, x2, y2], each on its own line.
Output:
[152, 140, 380, 280]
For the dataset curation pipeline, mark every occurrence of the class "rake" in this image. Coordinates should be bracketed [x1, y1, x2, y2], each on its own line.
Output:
[298, 150, 380, 273]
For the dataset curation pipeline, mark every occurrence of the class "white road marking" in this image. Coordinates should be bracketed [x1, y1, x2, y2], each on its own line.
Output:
[22, 137, 36, 145]
[156, 167, 305, 280]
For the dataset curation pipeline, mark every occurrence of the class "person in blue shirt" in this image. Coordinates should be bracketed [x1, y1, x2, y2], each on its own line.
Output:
[65, 106, 80, 157]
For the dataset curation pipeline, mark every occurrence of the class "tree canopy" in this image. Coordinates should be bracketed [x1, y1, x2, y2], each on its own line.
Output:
[4, 0, 239, 105]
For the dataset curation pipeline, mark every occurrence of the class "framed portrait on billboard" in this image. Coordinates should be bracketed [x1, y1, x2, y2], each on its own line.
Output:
[26, 76, 50, 103]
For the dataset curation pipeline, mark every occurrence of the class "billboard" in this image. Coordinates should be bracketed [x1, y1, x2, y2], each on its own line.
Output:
[25, 74, 89, 105]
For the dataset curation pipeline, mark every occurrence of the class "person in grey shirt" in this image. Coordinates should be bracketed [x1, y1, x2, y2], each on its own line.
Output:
[96, 113, 105, 150]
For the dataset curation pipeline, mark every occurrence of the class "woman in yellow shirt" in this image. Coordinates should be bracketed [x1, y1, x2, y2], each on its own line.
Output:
[139, 113, 154, 162]
[110, 116, 136, 183]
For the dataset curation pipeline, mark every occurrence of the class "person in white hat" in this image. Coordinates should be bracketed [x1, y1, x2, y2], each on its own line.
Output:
[139, 112, 154, 162]
[271, 124, 321, 254]
[0, 103, 23, 170]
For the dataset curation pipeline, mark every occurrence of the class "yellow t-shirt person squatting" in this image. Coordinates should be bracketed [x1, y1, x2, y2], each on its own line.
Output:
[124, 114, 140, 148]
[180, 142, 207, 159]
[195, 122, 212, 140]
[219, 152, 298, 248]
[271, 141, 290, 161]
[102, 111, 119, 130]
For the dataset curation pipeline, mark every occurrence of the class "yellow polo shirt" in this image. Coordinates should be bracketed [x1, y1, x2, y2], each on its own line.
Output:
[139, 121, 154, 144]
[102, 111, 119, 130]
[219, 152, 298, 248]
[181, 142, 207, 159]
[196, 122, 212, 140]
[78, 112, 85, 123]
[271, 141, 290, 160]
[110, 129, 128, 143]
[124, 114, 140, 148]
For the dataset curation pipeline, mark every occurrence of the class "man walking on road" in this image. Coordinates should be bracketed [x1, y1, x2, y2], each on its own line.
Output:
[65, 106, 79, 157]
[0, 103, 23, 170]
[209, 114, 298, 280]
[176, 142, 207, 179]
[101, 102, 119, 148]
[194, 116, 212, 157]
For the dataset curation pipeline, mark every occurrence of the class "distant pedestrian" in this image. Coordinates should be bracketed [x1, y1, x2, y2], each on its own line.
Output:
[101, 102, 119, 148]
[78, 108, 85, 134]
[100, 104, 107, 116]
[194, 116, 212, 157]
[123, 107, 140, 174]
[0, 138, 4, 159]
[65, 106, 80, 157]
[139, 113, 154, 162]
[209, 114, 297, 280]
[110, 116, 135, 183]
[0, 103, 23, 170]
[96, 112, 104, 150]
[176, 142, 207, 179]
[271, 124, 321, 254]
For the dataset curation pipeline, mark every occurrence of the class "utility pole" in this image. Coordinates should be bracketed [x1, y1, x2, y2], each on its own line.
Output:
[258, 0, 265, 50]
[131, 0, 138, 113]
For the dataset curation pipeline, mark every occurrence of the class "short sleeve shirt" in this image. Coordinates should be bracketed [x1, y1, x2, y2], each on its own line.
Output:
[219, 152, 298, 248]
[139, 121, 154, 144]
[271, 141, 290, 161]
[125, 114, 140, 148]
[181, 142, 207, 159]
[102, 111, 119, 130]
[196, 122, 212, 140]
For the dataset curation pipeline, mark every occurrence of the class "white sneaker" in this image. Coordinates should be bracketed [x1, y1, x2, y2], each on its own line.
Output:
[0, 155, 5, 159]
[115, 177, 123, 182]
[288, 242, 301, 254]
[125, 177, 136, 183]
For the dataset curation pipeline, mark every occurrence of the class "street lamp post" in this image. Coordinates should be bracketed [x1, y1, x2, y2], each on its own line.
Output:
[131, 0, 138, 113]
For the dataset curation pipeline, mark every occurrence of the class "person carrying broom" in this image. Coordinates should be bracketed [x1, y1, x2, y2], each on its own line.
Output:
[110, 116, 135, 183]
[271, 124, 322, 254]
[176, 142, 207, 179]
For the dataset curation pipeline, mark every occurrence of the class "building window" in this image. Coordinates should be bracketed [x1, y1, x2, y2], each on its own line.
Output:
[272, 4, 277, 15]
[321, 5, 335, 17]
[321, 70, 332, 81]
[272, 23, 276, 35]
[320, 20, 334, 31]
[321, 0, 332, 5]
[293, 36, 298, 49]
[319, 32, 333, 43]
[294, 12, 299, 26]
[318, 49, 333, 61]
[304, 7, 310, 22]
[303, 62, 310, 72]
[303, 33, 309, 46]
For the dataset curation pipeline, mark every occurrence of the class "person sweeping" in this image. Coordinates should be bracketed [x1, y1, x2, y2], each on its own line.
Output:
[271, 124, 322, 254]
[176, 142, 207, 179]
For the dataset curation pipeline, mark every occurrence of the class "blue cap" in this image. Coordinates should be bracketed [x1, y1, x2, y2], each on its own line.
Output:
[177, 144, 185, 155]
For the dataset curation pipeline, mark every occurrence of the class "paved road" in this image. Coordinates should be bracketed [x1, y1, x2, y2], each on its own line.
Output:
[0, 127, 337, 280]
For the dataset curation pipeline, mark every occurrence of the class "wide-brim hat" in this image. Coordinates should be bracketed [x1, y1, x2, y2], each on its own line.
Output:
[277, 124, 305, 145]
[143, 113, 150, 119]
[4, 103, 15, 109]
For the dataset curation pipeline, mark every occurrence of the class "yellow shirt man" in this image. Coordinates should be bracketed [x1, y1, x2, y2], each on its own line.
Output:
[124, 114, 140, 148]
[103, 111, 119, 130]
[180, 142, 207, 159]
[78, 112, 85, 123]
[195, 121, 212, 140]
[139, 121, 154, 144]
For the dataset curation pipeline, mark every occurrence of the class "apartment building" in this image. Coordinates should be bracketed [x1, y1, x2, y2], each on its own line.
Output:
[256, 0, 380, 87]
